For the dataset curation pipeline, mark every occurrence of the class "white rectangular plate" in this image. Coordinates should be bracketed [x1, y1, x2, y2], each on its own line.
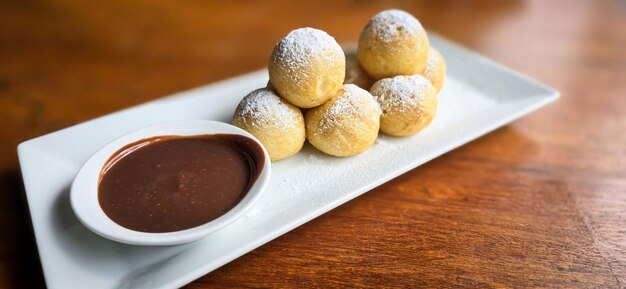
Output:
[18, 35, 558, 289]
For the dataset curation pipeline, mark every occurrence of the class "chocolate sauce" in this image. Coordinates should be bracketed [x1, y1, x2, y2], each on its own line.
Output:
[98, 134, 264, 233]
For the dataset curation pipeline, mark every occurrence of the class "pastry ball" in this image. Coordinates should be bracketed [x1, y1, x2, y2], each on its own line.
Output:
[305, 84, 381, 157]
[370, 75, 437, 137]
[232, 88, 305, 161]
[269, 27, 345, 108]
[267, 81, 310, 115]
[357, 9, 429, 79]
[343, 45, 375, 90]
[420, 47, 446, 93]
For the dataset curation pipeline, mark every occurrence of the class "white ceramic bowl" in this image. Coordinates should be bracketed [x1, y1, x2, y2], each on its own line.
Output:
[70, 120, 271, 246]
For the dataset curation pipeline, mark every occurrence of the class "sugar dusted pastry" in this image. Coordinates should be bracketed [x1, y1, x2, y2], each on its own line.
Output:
[421, 47, 446, 93]
[357, 9, 429, 79]
[232, 88, 305, 161]
[305, 84, 381, 157]
[370, 75, 437, 137]
[269, 28, 345, 108]
[343, 45, 375, 90]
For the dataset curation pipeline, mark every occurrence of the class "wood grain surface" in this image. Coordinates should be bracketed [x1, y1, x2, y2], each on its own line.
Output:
[1, 0, 625, 288]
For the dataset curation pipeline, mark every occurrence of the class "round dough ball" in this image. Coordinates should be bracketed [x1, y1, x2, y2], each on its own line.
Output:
[232, 88, 305, 161]
[343, 45, 375, 90]
[269, 27, 345, 108]
[357, 9, 429, 79]
[370, 75, 437, 137]
[420, 47, 446, 93]
[267, 81, 309, 115]
[305, 84, 381, 157]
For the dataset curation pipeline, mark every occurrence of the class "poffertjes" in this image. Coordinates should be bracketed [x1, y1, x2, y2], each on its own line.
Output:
[357, 9, 429, 79]
[305, 84, 381, 157]
[369, 74, 437, 137]
[269, 28, 345, 108]
[232, 88, 306, 161]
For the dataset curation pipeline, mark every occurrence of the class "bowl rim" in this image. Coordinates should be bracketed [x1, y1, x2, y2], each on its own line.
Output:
[70, 120, 271, 246]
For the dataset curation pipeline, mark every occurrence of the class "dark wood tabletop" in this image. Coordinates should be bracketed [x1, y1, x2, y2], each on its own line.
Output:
[1, 0, 625, 288]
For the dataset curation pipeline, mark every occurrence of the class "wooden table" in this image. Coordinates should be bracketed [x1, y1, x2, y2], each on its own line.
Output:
[1, 0, 624, 288]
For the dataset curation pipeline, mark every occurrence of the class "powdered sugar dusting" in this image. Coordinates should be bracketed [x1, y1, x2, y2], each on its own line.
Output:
[235, 88, 300, 129]
[366, 9, 423, 43]
[424, 49, 440, 79]
[304, 154, 322, 165]
[317, 84, 380, 133]
[245, 75, 500, 229]
[370, 75, 431, 114]
[271, 28, 341, 77]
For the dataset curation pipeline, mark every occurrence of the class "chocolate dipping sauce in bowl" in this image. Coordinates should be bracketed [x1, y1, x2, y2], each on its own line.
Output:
[70, 120, 271, 245]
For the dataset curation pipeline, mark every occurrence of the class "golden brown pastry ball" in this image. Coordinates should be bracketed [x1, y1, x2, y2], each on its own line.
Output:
[343, 45, 375, 90]
[357, 9, 429, 79]
[232, 88, 305, 161]
[269, 28, 345, 108]
[267, 81, 309, 115]
[420, 47, 446, 93]
[305, 84, 381, 157]
[369, 75, 437, 137]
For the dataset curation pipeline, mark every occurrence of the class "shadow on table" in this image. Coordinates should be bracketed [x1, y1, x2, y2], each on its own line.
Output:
[0, 169, 46, 289]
